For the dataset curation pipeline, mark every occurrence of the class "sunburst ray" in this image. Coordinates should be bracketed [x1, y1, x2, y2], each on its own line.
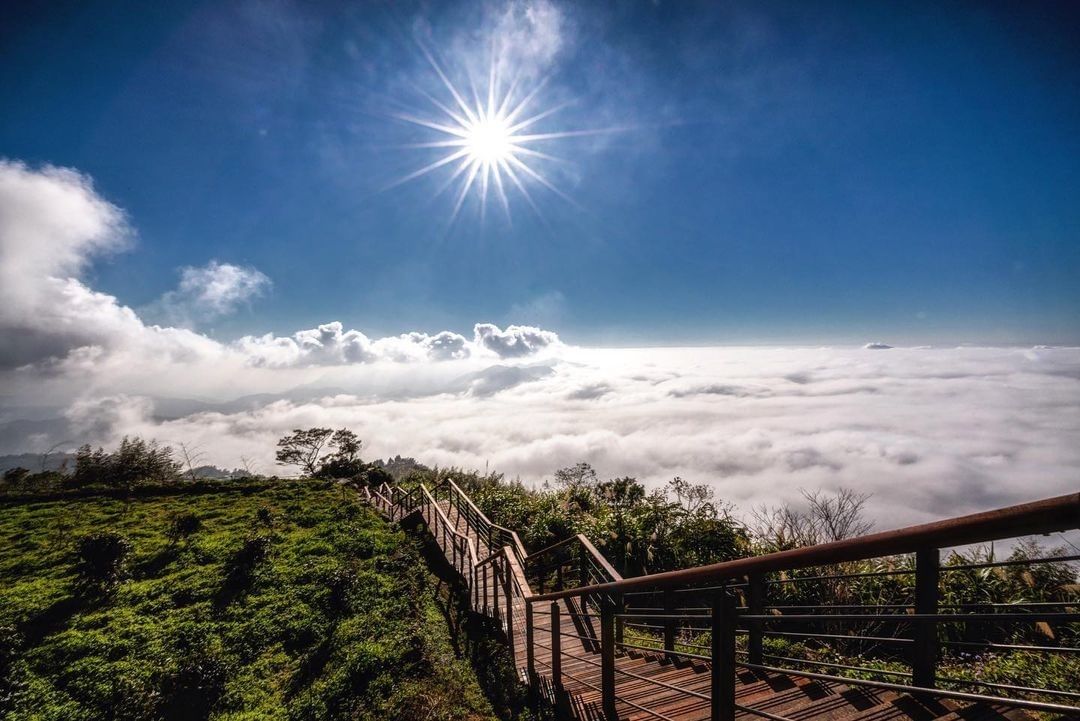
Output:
[389, 39, 624, 223]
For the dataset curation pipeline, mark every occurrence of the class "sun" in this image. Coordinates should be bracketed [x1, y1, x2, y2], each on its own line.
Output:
[388, 42, 617, 224]
[464, 114, 514, 165]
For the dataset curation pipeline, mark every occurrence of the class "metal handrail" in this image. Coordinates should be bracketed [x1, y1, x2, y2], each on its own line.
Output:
[360, 481, 1080, 720]
[738, 660, 1080, 716]
[417, 483, 478, 571]
[525, 533, 624, 598]
[530, 492, 1080, 602]
[438, 476, 529, 562]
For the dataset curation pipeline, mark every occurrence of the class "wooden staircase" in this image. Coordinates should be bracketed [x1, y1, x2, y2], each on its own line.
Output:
[360, 481, 1079, 721]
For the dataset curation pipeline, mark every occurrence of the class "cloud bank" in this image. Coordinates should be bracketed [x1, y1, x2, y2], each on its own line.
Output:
[2, 160, 1078, 532]
[6, 343, 1079, 531]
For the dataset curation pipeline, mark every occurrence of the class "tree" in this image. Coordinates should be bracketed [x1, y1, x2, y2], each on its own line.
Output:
[70, 437, 181, 489]
[553, 462, 598, 492]
[329, 429, 361, 463]
[315, 429, 366, 479]
[596, 477, 647, 574]
[751, 487, 872, 552]
[39, 441, 71, 473]
[668, 476, 715, 516]
[275, 428, 333, 476]
[177, 442, 206, 482]
[276, 428, 365, 478]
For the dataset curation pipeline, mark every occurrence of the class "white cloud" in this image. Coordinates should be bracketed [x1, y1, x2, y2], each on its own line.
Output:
[0, 160, 557, 373]
[65, 395, 156, 444]
[474, 323, 561, 358]
[234, 323, 541, 367]
[0, 159, 220, 369]
[492, 0, 567, 79]
[233, 322, 560, 368]
[151, 260, 271, 326]
[0, 160, 130, 298]
[9, 345, 1078, 531]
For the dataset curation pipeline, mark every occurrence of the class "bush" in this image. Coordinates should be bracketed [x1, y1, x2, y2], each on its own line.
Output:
[360, 465, 395, 488]
[71, 437, 181, 489]
[167, 512, 201, 542]
[255, 506, 274, 527]
[314, 456, 368, 480]
[2, 467, 30, 486]
[0, 467, 64, 494]
[223, 535, 272, 591]
[74, 531, 133, 591]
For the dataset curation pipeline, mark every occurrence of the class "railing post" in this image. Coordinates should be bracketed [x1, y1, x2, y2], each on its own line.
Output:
[493, 563, 501, 620]
[526, 600, 536, 687]
[551, 602, 562, 690]
[615, 593, 624, 647]
[483, 564, 489, 615]
[503, 556, 516, 660]
[579, 544, 588, 589]
[711, 587, 736, 721]
[473, 563, 479, 610]
[913, 547, 939, 689]
[663, 589, 676, 652]
[748, 573, 764, 665]
[601, 594, 617, 720]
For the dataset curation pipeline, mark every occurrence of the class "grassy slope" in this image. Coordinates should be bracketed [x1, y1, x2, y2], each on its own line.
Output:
[0, 481, 500, 721]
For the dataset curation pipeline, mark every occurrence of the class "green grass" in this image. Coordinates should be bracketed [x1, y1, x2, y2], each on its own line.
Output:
[0, 481, 501, 721]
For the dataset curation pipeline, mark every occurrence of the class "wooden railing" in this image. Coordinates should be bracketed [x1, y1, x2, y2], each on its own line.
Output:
[362, 482, 1080, 720]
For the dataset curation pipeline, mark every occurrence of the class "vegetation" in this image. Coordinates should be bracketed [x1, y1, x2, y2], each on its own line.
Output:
[1, 429, 1075, 716]
[0, 480, 506, 720]
[407, 465, 752, 576]
[395, 464, 1077, 707]
[72, 437, 183, 490]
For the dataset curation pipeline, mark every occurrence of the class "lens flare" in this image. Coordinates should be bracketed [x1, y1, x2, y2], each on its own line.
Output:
[389, 42, 621, 225]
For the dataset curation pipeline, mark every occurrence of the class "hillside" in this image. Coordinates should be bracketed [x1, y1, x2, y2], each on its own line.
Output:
[0, 481, 508, 720]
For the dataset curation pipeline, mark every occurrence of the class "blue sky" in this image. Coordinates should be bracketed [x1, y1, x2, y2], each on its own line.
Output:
[2, 0, 1078, 345]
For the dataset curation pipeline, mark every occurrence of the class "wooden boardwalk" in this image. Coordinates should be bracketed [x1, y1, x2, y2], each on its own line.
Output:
[363, 486, 1064, 721]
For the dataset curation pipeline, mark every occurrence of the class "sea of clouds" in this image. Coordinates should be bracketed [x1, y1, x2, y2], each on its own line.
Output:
[2, 159, 1078, 532]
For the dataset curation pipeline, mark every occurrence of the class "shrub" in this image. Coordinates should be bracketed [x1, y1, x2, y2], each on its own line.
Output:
[167, 512, 201, 542]
[234, 535, 272, 569]
[255, 506, 274, 527]
[314, 456, 368, 480]
[71, 436, 181, 489]
[2, 467, 30, 486]
[360, 465, 395, 488]
[74, 531, 133, 591]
